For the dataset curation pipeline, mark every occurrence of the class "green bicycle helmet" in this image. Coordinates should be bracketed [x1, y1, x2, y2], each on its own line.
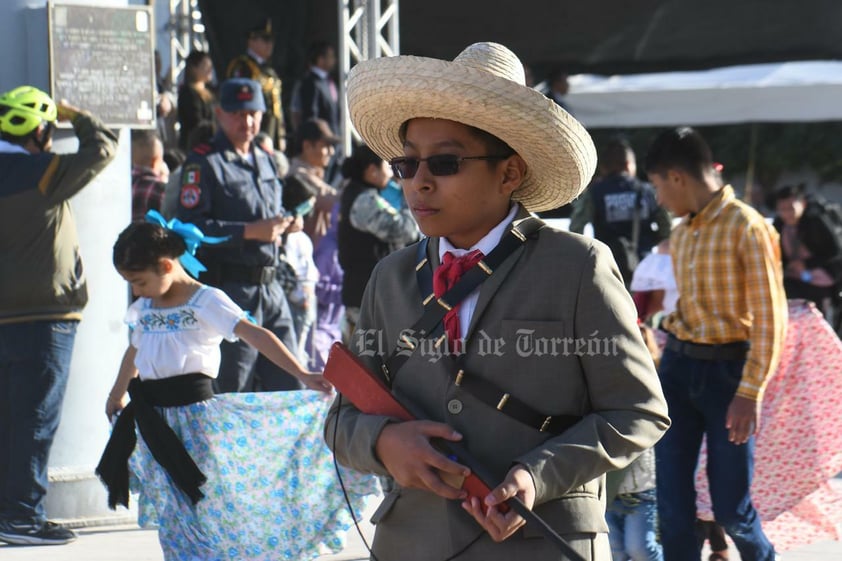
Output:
[0, 86, 57, 137]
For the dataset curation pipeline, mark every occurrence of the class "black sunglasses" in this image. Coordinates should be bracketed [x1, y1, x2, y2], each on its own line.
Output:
[389, 154, 510, 179]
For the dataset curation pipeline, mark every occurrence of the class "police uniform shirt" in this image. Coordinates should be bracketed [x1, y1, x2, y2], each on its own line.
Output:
[175, 131, 283, 269]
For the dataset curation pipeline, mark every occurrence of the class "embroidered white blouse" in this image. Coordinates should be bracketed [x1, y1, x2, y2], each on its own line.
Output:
[126, 285, 246, 380]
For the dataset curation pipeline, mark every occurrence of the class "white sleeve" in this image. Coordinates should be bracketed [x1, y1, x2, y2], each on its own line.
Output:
[297, 233, 320, 283]
[630, 253, 676, 292]
[304, 253, 320, 284]
[198, 287, 248, 342]
[124, 298, 146, 349]
[285, 233, 309, 278]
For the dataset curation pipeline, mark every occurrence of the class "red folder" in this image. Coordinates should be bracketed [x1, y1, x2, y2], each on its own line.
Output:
[324, 342, 505, 512]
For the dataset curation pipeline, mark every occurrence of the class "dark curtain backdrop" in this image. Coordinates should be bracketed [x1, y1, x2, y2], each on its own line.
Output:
[198, 0, 842, 86]
[398, 0, 842, 75]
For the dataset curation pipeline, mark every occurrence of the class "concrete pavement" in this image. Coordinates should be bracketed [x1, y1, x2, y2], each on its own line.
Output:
[2, 526, 842, 560]
[0, 501, 380, 561]
[2, 483, 840, 560]
[0, 520, 376, 561]
[2, 518, 841, 560]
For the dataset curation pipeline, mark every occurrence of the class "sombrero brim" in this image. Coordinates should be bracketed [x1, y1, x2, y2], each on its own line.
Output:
[347, 55, 596, 212]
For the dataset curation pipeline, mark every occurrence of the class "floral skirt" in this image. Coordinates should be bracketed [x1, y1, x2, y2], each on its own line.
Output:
[129, 390, 379, 561]
[695, 300, 842, 551]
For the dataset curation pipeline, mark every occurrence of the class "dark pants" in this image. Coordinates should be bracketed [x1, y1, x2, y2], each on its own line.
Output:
[0, 320, 78, 527]
[215, 280, 302, 393]
[696, 519, 728, 552]
[655, 346, 775, 561]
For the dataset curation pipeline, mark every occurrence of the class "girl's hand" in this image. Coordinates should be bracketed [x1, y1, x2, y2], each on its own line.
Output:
[299, 371, 333, 394]
[106, 393, 128, 422]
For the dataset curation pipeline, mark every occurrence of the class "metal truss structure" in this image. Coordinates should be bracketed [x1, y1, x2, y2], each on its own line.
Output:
[161, 0, 398, 152]
[338, 0, 399, 154]
[165, 0, 209, 90]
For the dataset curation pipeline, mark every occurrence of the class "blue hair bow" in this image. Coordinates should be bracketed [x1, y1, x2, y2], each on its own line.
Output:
[145, 210, 229, 278]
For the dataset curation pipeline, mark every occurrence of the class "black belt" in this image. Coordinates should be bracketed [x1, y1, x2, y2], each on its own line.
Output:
[96, 374, 214, 509]
[219, 264, 277, 285]
[454, 368, 581, 435]
[665, 336, 749, 361]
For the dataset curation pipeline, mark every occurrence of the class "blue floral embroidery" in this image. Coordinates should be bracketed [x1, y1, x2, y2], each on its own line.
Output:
[166, 313, 180, 330]
[138, 308, 199, 332]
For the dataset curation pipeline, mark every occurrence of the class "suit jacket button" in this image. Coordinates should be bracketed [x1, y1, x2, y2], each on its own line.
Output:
[447, 399, 463, 414]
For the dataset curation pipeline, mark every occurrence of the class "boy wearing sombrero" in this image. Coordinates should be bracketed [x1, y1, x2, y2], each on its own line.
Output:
[326, 42, 669, 560]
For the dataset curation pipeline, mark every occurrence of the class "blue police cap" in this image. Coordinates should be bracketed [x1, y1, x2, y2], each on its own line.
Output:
[219, 78, 266, 112]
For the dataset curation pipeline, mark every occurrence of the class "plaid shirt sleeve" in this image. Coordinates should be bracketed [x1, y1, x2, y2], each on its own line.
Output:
[737, 218, 788, 400]
[131, 175, 166, 223]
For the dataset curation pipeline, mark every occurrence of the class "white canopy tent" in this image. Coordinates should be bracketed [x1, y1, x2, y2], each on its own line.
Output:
[563, 61, 842, 128]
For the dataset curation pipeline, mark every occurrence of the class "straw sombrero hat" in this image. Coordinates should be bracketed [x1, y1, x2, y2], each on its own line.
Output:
[346, 42, 597, 212]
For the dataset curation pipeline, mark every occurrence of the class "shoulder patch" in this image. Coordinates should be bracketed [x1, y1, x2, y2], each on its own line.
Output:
[182, 163, 201, 185]
[179, 184, 201, 209]
[180, 163, 202, 208]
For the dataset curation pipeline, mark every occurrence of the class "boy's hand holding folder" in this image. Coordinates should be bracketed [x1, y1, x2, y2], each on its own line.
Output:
[323, 342, 506, 513]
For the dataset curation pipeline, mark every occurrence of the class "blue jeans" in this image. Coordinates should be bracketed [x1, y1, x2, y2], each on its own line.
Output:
[655, 346, 776, 561]
[0, 320, 78, 527]
[289, 291, 317, 366]
[606, 489, 663, 561]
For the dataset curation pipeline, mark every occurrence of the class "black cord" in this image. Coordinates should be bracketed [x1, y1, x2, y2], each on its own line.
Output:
[330, 393, 487, 561]
[331, 393, 381, 561]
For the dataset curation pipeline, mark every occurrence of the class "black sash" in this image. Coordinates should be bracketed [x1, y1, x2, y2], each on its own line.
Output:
[96, 374, 214, 509]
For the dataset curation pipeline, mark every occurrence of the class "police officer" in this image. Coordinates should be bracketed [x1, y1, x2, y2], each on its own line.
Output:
[569, 136, 671, 286]
[226, 18, 285, 151]
[176, 78, 300, 393]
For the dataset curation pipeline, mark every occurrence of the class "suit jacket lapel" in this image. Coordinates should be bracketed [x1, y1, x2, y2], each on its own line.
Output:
[465, 243, 524, 339]
[467, 205, 533, 338]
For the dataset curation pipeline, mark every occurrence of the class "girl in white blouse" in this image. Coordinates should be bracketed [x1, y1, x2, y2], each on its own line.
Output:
[105, 221, 330, 417]
[97, 220, 345, 561]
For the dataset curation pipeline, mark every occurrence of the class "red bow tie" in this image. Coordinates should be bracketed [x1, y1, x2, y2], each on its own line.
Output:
[433, 249, 484, 352]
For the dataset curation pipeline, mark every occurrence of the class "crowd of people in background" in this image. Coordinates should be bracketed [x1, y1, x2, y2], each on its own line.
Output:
[130, 18, 425, 381]
[137, 15, 842, 364]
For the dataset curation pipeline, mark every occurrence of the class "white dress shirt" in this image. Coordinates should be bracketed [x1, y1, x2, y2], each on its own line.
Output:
[438, 205, 518, 339]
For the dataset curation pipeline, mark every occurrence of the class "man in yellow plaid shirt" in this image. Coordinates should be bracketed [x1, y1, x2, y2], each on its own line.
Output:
[644, 127, 787, 561]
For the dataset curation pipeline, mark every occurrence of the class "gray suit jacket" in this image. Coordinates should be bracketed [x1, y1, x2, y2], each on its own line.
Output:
[326, 208, 669, 561]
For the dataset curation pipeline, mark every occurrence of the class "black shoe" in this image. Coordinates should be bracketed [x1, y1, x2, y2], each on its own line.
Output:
[0, 521, 77, 545]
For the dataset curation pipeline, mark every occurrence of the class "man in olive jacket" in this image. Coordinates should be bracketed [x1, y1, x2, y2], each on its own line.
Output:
[0, 86, 118, 546]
